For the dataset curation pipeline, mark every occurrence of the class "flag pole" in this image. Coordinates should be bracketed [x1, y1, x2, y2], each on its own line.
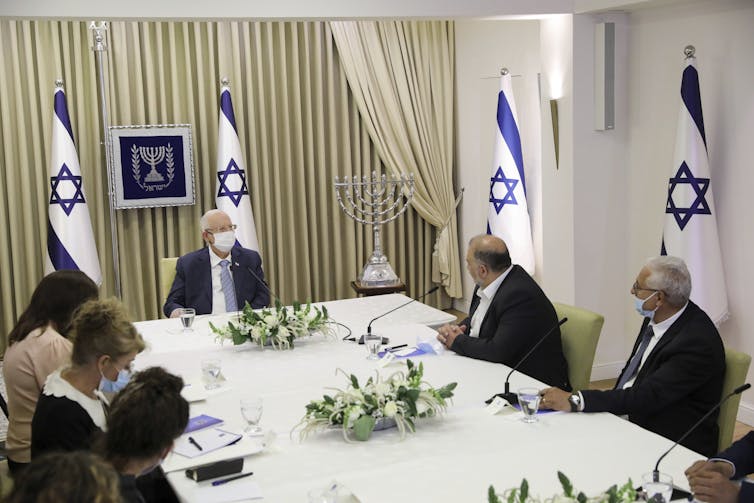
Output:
[90, 21, 122, 298]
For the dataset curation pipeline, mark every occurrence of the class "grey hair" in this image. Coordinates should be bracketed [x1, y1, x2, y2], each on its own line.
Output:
[644, 256, 692, 307]
[200, 209, 223, 232]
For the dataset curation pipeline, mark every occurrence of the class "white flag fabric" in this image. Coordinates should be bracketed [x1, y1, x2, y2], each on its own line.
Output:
[661, 56, 728, 325]
[216, 84, 260, 251]
[487, 73, 535, 274]
[44, 85, 102, 285]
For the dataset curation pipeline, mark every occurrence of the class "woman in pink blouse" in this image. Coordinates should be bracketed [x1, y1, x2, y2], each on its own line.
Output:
[3, 270, 98, 475]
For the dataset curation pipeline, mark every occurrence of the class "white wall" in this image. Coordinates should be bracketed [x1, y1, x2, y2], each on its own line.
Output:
[454, 19, 544, 313]
[627, 0, 754, 421]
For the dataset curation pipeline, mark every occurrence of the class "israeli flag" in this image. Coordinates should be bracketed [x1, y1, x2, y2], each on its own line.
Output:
[487, 72, 535, 274]
[216, 83, 260, 251]
[661, 52, 728, 325]
[44, 84, 102, 285]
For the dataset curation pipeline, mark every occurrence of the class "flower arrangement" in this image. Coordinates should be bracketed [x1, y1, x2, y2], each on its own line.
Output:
[295, 360, 457, 442]
[488, 472, 637, 503]
[209, 300, 333, 349]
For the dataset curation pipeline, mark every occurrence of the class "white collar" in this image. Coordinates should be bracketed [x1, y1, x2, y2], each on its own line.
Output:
[209, 247, 231, 268]
[649, 302, 688, 331]
[477, 265, 513, 301]
[43, 367, 109, 431]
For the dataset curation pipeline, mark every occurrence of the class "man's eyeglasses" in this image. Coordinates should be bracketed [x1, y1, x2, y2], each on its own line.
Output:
[205, 224, 237, 234]
[632, 281, 660, 293]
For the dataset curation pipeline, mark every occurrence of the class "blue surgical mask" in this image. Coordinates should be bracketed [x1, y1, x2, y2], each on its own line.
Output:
[99, 368, 132, 393]
[633, 291, 659, 319]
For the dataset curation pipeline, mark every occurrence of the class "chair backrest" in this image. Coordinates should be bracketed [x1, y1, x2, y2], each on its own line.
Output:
[159, 257, 179, 314]
[553, 302, 605, 392]
[717, 347, 751, 452]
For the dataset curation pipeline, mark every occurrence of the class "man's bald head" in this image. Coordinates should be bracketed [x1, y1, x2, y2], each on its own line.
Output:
[469, 234, 511, 273]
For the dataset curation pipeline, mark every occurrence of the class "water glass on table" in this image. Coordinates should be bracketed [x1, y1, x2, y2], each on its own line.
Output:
[240, 396, 264, 435]
[201, 358, 222, 390]
[641, 472, 673, 503]
[363, 332, 382, 360]
[179, 307, 195, 332]
[517, 387, 541, 423]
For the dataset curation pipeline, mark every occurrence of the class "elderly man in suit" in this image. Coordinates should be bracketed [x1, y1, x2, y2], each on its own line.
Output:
[541, 255, 725, 457]
[163, 209, 270, 317]
[436, 234, 570, 389]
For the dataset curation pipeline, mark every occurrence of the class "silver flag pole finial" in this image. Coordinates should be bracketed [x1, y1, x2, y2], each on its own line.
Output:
[55, 79, 64, 89]
[684, 45, 696, 59]
[221, 77, 230, 87]
[500, 67, 509, 76]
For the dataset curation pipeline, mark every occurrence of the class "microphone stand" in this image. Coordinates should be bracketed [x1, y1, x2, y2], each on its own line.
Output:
[356, 286, 440, 344]
[653, 382, 751, 481]
[485, 317, 568, 406]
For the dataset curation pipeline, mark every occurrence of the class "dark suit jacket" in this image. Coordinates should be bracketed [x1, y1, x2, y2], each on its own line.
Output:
[582, 301, 724, 457]
[163, 246, 270, 317]
[716, 431, 754, 500]
[450, 264, 570, 389]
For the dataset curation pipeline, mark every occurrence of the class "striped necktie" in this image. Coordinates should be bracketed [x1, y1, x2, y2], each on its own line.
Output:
[220, 260, 238, 312]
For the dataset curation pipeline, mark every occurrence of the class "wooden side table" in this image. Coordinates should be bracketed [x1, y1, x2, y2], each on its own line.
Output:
[350, 280, 407, 297]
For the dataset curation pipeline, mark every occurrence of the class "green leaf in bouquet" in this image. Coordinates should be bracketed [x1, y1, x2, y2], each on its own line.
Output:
[519, 479, 529, 501]
[558, 471, 574, 497]
[352, 415, 376, 441]
[274, 298, 283, 309]
[488, 485, 502, 503]
[350, 374, 360, 389]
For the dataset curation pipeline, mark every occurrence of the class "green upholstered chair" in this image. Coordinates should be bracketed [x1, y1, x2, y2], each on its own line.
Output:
[553, 302, 605, 392]
[717, 347, 751, 452]
[159, 257, 179, 315]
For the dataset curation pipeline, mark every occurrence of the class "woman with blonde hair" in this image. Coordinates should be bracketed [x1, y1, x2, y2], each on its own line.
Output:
[3, 270, 98, 474]
[31, 298, 145, 458]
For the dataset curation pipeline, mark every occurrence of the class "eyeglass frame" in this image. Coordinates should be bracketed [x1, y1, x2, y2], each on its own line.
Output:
[205, 224, 238, 235]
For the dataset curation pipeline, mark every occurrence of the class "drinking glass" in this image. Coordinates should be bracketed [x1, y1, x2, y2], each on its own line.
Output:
[201, 358, 222, 390]
[642, 472, 673, 503]
[240, 396, 264, 435]
[517, 387, 541, 423]
[179, 307, 195, 332]
[363, 332, 382, 360]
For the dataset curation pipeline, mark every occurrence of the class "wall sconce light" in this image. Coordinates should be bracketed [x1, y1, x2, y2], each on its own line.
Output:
[550, 99, 559, 169]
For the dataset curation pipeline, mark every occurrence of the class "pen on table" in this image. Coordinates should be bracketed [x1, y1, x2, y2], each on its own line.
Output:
[387, 344, 407, 352]
[211, 472, 254, 486]
[188, 436, 203, 451]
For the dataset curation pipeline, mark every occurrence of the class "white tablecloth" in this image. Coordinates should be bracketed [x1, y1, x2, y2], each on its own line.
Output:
[133, 296, 703, 502]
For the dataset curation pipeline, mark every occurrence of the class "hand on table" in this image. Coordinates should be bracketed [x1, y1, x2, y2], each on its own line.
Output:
[686, 460, 738, 503]
[539, 387, 572, 411]
[436, 324, 466, 349]
[169, 308, 183, 319]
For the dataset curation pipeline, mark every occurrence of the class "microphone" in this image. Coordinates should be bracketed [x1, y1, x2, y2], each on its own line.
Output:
[484, 317, 568, 406]
[653, 382, 751, 482]
[356, 285, 440, 344]
[237, 262, 278, 307]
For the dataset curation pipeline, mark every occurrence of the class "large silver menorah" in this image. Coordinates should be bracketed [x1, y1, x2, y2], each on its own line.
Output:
[334, 171, 415, 286]
[139, 146, 166, 182]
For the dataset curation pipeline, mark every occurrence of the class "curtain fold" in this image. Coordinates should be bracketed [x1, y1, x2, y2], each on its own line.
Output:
[329, 20, 463, 298]
[0, 20, 448, 351]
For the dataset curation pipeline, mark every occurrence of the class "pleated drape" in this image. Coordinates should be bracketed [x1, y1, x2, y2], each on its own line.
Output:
[0, 20, 448, 352]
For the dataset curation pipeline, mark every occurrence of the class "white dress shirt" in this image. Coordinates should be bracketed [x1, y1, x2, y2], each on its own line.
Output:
[468, 266, 513, 338]
[209, 248, 235, 314]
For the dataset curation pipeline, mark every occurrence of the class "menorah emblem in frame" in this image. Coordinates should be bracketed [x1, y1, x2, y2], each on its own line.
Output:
[334, 171, 415, 286]
[109, 124, 195, 209]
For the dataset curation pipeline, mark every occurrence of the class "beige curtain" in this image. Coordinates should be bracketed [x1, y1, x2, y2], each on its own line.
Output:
[0, 20, 448, 352]
[330, 21, 463, 298]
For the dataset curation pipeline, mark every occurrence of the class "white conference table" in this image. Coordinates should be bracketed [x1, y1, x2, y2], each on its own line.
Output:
[134, 294, 703, 502]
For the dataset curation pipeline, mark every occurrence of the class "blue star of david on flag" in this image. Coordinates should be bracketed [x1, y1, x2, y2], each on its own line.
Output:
[216, 158, 249, 207]
[49, 163, 86, 216]
[489, 166, 519, 214]
[665, 161, 711, 231]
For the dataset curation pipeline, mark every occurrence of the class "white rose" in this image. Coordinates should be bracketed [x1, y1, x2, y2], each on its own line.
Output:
[383, 401, 398, 418]
[375, 382, 391, 397]
[263, 314, 278, 327]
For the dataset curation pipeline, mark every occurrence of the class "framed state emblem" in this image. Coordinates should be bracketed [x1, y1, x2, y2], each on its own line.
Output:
[109, 124, 195, 208]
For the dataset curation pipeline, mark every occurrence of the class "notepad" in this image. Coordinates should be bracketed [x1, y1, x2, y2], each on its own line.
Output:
[173, 428, 242, 458]
[184, 414, 223, 433]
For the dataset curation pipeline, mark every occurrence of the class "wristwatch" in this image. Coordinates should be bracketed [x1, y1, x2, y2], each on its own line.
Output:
[568, 393, 581, 412]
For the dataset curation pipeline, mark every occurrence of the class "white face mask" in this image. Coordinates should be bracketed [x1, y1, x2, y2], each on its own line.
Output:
[212, 231, 236, 252]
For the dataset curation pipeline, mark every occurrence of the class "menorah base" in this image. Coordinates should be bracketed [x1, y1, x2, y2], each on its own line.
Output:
[360, 261, 400, 287]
